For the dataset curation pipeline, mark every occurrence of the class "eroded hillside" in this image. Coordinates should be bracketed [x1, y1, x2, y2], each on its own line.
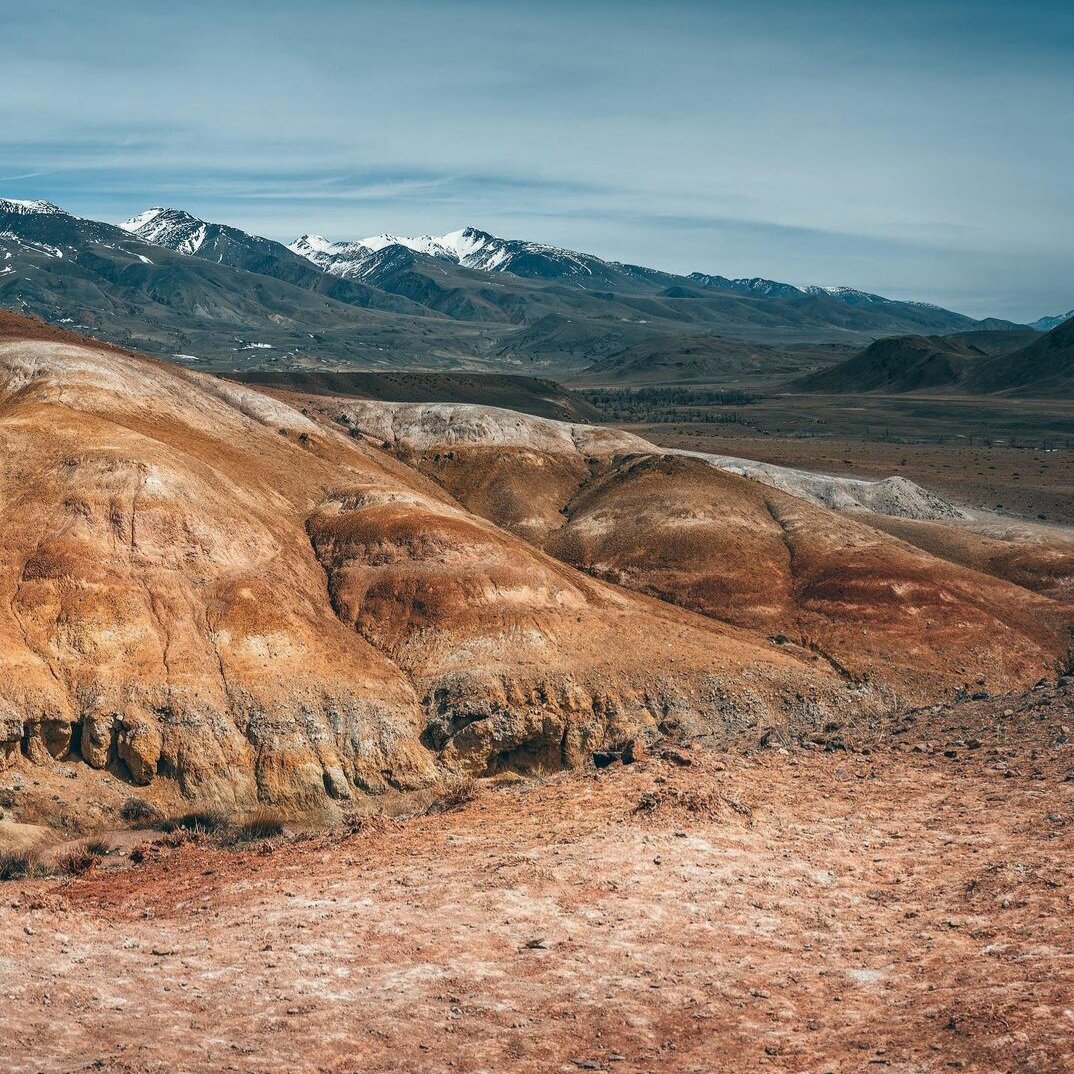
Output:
[0, 325, 902, 824]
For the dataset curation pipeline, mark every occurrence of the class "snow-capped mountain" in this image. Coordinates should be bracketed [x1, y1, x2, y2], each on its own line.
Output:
[0, 198, 68, 217]
[688, 273, 806, 300]
[687, 274, 946, 311]
[1029, 309, 1074, 333]
[289, 226, 614, 283]
[121, 207, 210, 255]
[290, 225, 967, 319]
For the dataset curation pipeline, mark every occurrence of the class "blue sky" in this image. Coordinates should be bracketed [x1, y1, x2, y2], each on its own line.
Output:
[1, 0, 1072, 320]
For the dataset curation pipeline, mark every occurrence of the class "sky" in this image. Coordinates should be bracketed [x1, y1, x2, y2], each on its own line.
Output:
[1, 0, 1072, 320]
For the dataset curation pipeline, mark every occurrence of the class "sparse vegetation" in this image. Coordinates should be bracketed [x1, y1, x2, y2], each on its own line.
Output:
[156, 808, 230, 835]
[55, 845, 102, 876]
[220, 809, 287, 845]
[0, 850, 53, 882]
[120, 796, 161, 825]
[579, 386, 759, 424]
[423, 776, 478, 815]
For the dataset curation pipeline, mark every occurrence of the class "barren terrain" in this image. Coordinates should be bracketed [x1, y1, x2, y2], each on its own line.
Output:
[2, 321, 1073, 1074]
[3, 685, 1072, 1073]
[634, 425, 1074, 525]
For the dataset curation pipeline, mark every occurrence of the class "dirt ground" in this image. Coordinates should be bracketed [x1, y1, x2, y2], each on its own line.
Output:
[633, 425, 1074, 526]
[2, 689, 1072, 1074]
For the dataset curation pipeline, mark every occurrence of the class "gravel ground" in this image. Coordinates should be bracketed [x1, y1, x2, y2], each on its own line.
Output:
[2, 688, 1072, 1074]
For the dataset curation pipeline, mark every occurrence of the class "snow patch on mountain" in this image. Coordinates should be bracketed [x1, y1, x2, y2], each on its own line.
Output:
[1030, 309, 1074, 333]
[120, 207, 209, 255]
[0, 198, 68, 216]
[289, 226, 598, 280]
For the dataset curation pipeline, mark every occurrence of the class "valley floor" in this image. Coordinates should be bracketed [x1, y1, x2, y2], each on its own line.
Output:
[3, 690, 1072, 1074]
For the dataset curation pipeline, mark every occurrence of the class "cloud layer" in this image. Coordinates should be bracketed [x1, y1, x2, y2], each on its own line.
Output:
[2, 0, 1072, 319]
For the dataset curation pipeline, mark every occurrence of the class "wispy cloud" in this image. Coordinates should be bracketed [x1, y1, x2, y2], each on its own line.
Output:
[2, 0, 1072, 319]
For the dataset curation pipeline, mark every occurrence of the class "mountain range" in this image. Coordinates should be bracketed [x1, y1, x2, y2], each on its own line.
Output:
[0, 197, 1044, 380]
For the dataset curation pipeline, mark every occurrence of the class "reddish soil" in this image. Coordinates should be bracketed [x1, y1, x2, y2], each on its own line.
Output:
[3, 689, 1072, 1074]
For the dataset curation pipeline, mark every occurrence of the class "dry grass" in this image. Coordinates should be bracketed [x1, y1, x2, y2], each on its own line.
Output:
[0, 849, 54, 881]
[156, 808, 231, 835]
[219, 809, 287, 845]
[120, 797, 162, 825]
[422, 776, 478, 815]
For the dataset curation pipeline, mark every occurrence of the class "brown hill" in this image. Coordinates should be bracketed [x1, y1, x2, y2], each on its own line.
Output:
[0, 328, 885, 823]
[289, 397, 1073, 701]
[791, 329, 1039, 394]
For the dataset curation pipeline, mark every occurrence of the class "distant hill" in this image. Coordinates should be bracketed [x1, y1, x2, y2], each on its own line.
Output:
[229, 369, 601, 422]
[964, 317, 1074, 396]
[791, 328, 1041, 394]
[578, 334, 854, 385]
[1029, 309, 1074, 333]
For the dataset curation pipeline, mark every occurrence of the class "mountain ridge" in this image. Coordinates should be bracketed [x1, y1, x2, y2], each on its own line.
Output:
[0, 197, 1044, 378]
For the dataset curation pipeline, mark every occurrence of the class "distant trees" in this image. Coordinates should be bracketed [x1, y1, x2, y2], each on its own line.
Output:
[579, 386, 759, 424]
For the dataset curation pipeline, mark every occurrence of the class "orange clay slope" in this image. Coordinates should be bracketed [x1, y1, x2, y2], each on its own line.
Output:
[285, 395, 1073, 704]
[0, 323, 890, 820]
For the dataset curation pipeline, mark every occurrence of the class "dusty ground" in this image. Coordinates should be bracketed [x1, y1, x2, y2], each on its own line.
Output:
[2, 688, 1072, 1074]
[634, 426, 1074, 525]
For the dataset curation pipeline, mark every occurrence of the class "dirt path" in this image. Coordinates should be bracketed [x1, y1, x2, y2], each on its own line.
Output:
[2, 711, 1072, 1074]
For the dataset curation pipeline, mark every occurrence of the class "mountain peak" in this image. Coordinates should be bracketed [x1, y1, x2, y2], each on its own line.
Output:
[120, 206, 210, 254]
[0, 197, 68, 216]
[1030, 308, 1074, 333]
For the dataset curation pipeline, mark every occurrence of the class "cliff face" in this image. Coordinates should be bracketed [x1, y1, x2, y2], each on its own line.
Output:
[0, 334, 879, 818]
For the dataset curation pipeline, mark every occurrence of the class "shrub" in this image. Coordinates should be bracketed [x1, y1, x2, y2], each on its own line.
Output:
[120, 797, 161, 824]
[156, 808, 230, 835]
[222, 809, 286, 845]
[0, 850, 54, 881]
[424, 776, 477, 815]
[55, 839, 111, 876]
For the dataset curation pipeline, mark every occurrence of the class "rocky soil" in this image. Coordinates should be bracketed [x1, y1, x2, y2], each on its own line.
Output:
[1, 682, 1072, 1073]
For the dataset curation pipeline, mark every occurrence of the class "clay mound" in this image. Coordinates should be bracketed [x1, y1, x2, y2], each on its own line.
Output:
[288, 398, 1069, 702]
[545, 455, 1066, 698]
[670, 450, 966, 520]
[863, 514, 1074, 604]
[309, 397, 965, 522]
[0, 334, 877, 820]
